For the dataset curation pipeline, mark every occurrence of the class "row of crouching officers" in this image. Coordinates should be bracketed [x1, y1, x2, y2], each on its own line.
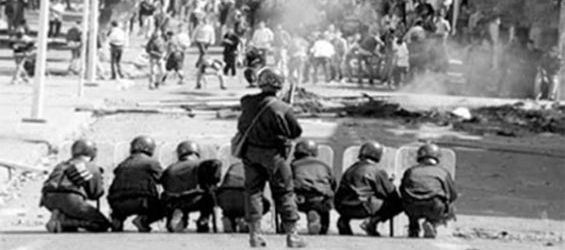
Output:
[40, 136, 457, 241]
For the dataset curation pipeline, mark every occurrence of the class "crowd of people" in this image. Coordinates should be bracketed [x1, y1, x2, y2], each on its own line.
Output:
[3, 0, 561, 100]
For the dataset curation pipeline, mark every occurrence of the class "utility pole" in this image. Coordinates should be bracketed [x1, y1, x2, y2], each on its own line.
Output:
[78, 0, 91, 97]
[556, 0, 565, 101]
[86, 0, 99, 82]
[24, 0, 49, 123]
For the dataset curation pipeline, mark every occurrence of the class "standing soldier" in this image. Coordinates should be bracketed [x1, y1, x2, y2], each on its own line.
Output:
[237, 68, 306, 248]
[41, 139, 110, 232]
[161, 141, 222, 233]
[108, 136, 164, 232]
[335, 141, 402, 236]
[290, 140, 336, 235]
[400, 143, 458, 238]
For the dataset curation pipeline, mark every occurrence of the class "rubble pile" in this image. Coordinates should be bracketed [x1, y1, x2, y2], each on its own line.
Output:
[293, 91, 565, 137]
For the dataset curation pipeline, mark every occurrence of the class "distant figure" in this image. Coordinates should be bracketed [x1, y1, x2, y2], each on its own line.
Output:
[138, 0, 157, 38]
[222, 28, 241, 77]
[146, 29, 167, 89]
[161, 141, 222, 233]
[66, 21, 82, 75]
[242, 46, 266, 87]
[250, 21, 273, 63]
[196, 56, 226, 90]
[163, 30, 187, 85]
[335, 141, 403, 236]
[400, 143, 458, 238]
[10, 28, 34, 84]
[40, 140, 110, 233]
[108, 136, 164, 232]
[310, 33, 335, 83]
[48, 0, 65, 38]
[107, 21, 126, 80]
[192, 17, 215, 68]
[392, 37, 409, 88]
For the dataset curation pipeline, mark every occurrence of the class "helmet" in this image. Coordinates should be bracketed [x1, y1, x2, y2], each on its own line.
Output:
[130, 136, 157, 156]
[358, 141, 384, 162]
[417, 143, 441, 163]
[257, 67, 284, 90]
[294, 139, 318, 158]
[71, 139, 97, 159]
[176, 141, 200, 160]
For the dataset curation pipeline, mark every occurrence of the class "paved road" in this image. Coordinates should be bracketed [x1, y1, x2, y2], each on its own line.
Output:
[0, 231, 552, 250]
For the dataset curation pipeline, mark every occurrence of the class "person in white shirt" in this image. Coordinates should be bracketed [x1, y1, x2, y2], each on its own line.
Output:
[433, 9, 451, 72]
[192, 17, 215, 68]
[392, 37, 409, 88]
[48, 0, 65, 37]
[310, 33, 335, 83]
[107, 21, 127, 79]
[250, 21, 273, 62]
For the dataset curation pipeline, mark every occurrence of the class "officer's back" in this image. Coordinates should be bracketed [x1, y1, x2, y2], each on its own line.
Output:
[239, 92, 301, 148]
[401, 162, 456, 202]
[161, 160, 199, 194]
[336, 159, 390, 204]
[292, 156, 334, 197]
[109, 153, 162, 200]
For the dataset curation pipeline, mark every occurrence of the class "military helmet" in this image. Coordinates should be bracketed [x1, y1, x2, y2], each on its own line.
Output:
[294, 139, 319, 158]
[257, 67, 285, 90]
[71, 139, 97, 159]
[417, 143, 441, 163]
[130, 136, 157, 156]
[358, 141, 384, 162]
[176, 140, 200, 160]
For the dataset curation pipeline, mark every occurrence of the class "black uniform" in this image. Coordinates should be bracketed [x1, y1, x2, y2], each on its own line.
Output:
[108, 153, 164, 228]
[223, 31, 240, 76]
[216, 162, 271, 231]
[291, 156, 336, 234]
[238, 92, 303, 223]
[335, 159, 402, 233]
[161, 158, 222, 232]
[400, 162, 457, 232]
[41, 158, 110, 232]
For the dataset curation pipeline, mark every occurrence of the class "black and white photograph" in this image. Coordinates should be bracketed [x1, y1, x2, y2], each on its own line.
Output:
[0, 0, 564, 249]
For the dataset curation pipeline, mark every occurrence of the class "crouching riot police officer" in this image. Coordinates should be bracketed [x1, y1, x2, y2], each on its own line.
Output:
[335, 141, 403, 236]
[400, 143, 458, 238]
[216, 162, 271, 233]
[238, 68, 306, 247]
[161, 141, 222, 233]
[41, 139, 110, 232]
[290, 139, 336, 235]
[108, 136, 164, 232]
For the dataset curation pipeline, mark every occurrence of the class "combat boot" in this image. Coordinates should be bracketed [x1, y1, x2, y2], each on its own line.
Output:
[110, 217, 124, 232]
[306, 210, 322, 235]
[46, 209, 63, 233]
[221, 216, 234, 233]
[422, 220, 437, 238]
[283, 221, 306, 248]
[168, 209, 185, 233]
[248, 220, 266, 247]
[360, 217, 381, 236]
[337, 217, 353, 235]
[132, 216, 151, 232]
